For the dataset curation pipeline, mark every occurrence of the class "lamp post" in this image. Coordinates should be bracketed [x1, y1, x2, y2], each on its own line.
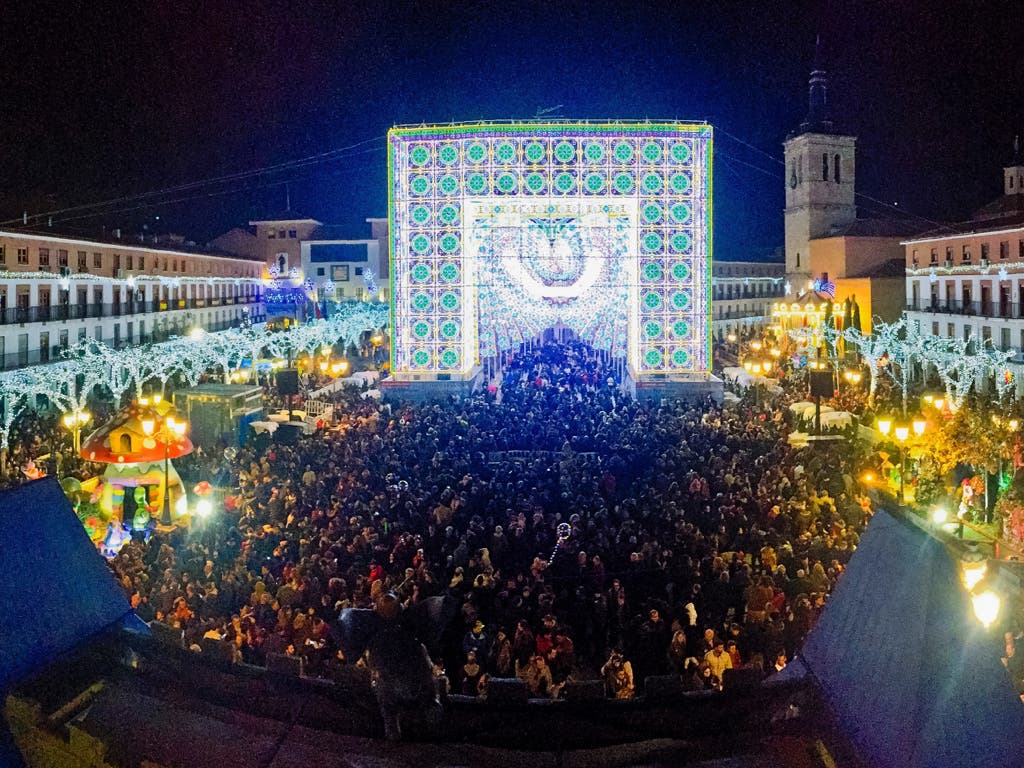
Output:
[62, 409, 91, 455]
[141, 412, 188, 526]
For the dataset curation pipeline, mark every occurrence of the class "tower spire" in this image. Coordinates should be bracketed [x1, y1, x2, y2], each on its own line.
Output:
[799, 35, 833, 134]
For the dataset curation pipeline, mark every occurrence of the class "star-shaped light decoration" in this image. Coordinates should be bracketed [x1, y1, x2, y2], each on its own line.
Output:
[929, 268, 938, 284]
[784, 281, 792, 295]
[998, 267, 1009, 282]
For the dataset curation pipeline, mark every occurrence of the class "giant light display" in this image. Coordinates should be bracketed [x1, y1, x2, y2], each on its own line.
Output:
[388, 122, 712, 379]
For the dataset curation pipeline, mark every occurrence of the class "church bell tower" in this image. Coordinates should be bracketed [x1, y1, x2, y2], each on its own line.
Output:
[784, 38, 857, 291]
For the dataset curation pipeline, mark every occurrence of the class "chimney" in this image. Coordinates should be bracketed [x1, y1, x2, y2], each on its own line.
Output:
[113, 228, 121, 239]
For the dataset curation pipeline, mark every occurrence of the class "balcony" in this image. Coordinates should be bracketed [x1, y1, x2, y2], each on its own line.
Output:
[906, 300, 1024, 320]
[0, 296, 263, 326]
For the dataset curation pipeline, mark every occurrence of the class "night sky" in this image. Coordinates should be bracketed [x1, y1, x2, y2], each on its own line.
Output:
[0, 0, 1020, 258]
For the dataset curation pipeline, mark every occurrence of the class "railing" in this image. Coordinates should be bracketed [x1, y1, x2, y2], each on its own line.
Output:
[906, 300, 1024, 320]
[0, 296, 263, 326]
[0, 314, 265, 371]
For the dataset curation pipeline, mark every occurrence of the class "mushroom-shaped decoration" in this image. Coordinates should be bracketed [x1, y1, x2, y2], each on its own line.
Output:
[79, 399, 194, 527]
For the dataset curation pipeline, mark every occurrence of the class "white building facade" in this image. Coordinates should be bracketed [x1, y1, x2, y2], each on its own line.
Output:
[0, 230, 265, 369]
[711, 260, 786, 336]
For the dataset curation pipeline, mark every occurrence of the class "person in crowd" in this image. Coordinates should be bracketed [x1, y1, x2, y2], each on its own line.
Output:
[600, 649, 635, 699]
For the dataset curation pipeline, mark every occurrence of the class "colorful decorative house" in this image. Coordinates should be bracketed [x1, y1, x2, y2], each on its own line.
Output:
[79, 398, 193, 527]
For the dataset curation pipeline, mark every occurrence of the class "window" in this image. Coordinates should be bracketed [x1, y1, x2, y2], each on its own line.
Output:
[0, 245, 5, 264]
[834, 154, 841, 183]
[138, 256, 144, 270]
[78, 251, 87, 271]
[278, 230, 286, 239]
[822, 153, 829, 180]
[18, 248, 29, 265]
[912, 249, 919, 266]
[126, 254, 133, 270]
[945, 246, 953, 262]
[57, 249, 68, 267]
[316, 267, 325, 276]
[795, 252, 801, 268]
[268, 230, 276, 239]
[930, 248, 938, 264]
[981, 243, 989, 260]
[962, 245, 971, 262]
[355, 267, 364, 276]
[181, 259, 186, 272]
[288, 230, 297, 238]
[38, 248, 50, 267]
[93, 252, 103, 267]
[1001, 241, 1010, 259]
[332, 265, 350, 281]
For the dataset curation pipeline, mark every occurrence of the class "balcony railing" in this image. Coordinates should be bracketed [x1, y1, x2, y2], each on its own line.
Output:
[0, 296, 263, 326]
[906, 300, 1024, 320]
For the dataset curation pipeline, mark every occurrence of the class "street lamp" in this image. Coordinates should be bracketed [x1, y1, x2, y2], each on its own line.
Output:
[876, 417, 892, 436]
[141, 413, 188, 526]
[893, 423, 910, 506]
[62, 409, 92, 454]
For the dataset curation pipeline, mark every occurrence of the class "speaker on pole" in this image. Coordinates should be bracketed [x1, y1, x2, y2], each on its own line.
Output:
[809, 369, 834, 399]
[277, 368, 299, 396]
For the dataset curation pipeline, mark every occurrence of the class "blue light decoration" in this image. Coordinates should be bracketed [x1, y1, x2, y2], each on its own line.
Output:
[813, 276, 837, 299]
[388, 122, 713, 377]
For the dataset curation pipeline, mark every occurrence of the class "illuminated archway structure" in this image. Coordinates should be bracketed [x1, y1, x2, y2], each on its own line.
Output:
[386, 121, 721, 400]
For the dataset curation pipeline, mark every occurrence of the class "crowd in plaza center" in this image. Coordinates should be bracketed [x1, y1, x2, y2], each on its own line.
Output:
[107, 336, 875, 699]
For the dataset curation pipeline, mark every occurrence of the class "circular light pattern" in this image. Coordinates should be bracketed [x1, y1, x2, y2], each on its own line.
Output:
[613, 141, 634, 163]
[670, 172, 691, 194]
[410, 175, 431, 196]
[554, 172, 575, 193]
[466, 141, 487, 164]
[438, 174, 459, 196]
[671, 290, 690, 310]
[439, 262, 460, 282]
[412, 291, 432, 311]
[670, 202, 691, 223]
[409, 145, 431, 166]
[642, 203, 663, 224]
[672, 262, 691, 281]
[410, 263, 431, 282]
[525, 172, 546, 193]
[584, 172, 605, 193]
[613, 172, 634, 194]
[496, 172, 517, 193]
[438, 144, 459, 165]
[412, 349, 431, 367]
[467, 173, 487, 195]
[642, 261, 663, 281]
[439, 291, 460, 311]
[440, 348, 459, 368]
[495, 141, 516, 164]
[411, 204, 431, 225]
[671, 141, 691, 163]
[524, 141, 546, 163]
[412, 320, 431, 339]
[671, 233, 691, 253]
[440, 320, 460, 339]
[672, 348, 691, 366]
[643, 291, 662, 310]
[411, 234, 431, 255]
[644, 348, 664, 367]
[643, 321, 662, 339]
[642, 232, 663, 253]
[642, 141, 662, 163]
[554, 141, 576, 163]
[584, 142, 605, 163]
[642, 172, 663, 193]
[439, 233, 460, 253]
[438, 203, 460, 225]
[672, 320, 690, 338]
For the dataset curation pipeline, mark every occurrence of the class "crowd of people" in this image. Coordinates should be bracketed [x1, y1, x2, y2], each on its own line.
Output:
[108, 336, 875, 699]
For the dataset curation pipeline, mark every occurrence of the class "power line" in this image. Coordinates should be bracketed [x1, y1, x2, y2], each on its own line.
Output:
[2, 135, 388, 226]
[39, 146, 386, 228]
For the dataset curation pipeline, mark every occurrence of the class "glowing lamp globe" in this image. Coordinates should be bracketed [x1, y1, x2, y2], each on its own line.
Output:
[931, 508, 947, 525]
[972, 590, 1000, 628]
[912, 418, 926, 436]
[894, 425, 910, 442]
[876, 418, 892, 436]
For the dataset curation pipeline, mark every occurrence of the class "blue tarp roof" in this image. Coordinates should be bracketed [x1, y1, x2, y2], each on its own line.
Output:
[0, 477, 132, 692]
[794, 510, 1024, 767]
